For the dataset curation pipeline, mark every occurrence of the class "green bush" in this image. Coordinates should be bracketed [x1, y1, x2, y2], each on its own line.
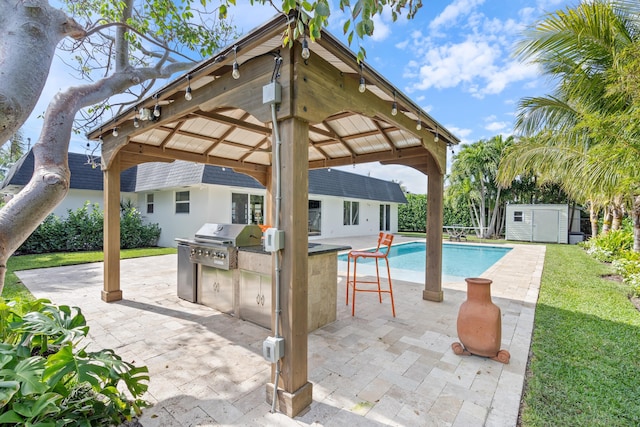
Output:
[0, 298, 149, 425]
[18, 202, 161, 254]
[398, 194, 427, 232]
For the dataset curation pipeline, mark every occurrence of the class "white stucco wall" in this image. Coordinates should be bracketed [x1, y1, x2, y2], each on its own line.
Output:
[141, 185, 401, 247]
[52, 189, 136, 218]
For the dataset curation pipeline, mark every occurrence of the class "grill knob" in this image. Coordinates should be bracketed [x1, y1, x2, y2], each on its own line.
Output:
[190, 248, 195, 255]
[197, 249, 203, 256]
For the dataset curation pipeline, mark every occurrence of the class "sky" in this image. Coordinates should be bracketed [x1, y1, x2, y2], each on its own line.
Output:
[22, 0, 574, 194]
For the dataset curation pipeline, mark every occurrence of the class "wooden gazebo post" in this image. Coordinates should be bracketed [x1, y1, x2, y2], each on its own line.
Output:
[102, 151, 123, 302]
[266, 116, 313, 416]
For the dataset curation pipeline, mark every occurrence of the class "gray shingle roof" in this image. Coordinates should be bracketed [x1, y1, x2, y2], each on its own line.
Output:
[2, 152, 407, 204]
[1, 150, 137, 192]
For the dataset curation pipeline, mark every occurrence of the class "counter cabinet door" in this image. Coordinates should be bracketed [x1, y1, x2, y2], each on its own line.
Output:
[239, 270, 272, 329]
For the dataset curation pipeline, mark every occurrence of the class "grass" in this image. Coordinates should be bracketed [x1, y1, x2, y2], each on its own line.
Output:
[4, 247, 176, 301]
[521, 244, 640, 426]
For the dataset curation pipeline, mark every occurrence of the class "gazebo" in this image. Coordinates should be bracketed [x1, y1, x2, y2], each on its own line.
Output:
[88, 13, 459, 417]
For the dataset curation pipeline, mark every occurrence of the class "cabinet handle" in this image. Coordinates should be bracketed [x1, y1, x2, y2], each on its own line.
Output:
[256, 294, 260, 305]
[260, 295, 265, 306]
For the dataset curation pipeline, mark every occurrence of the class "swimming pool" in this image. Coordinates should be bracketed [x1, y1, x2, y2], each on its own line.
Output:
[338, 242, 512, 282]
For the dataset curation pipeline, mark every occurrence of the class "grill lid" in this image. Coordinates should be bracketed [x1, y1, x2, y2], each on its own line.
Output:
[194, 223, 262, 247]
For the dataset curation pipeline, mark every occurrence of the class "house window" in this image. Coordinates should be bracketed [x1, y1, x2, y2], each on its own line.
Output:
[232, 193, 264, 224]
[146, 194, 154, 214]
[309, 200, 321, 235]
[175, 191, 190, 214]
[343, 201, 359, 226]
[514, 211, 523, 222]
[380, 204, 390, 231]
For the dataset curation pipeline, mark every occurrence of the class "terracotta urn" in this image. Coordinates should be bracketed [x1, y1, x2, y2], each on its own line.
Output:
[452, 277, 510, 364]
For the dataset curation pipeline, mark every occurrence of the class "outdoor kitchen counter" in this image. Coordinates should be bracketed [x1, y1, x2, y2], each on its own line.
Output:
[237, 244, 350, 331]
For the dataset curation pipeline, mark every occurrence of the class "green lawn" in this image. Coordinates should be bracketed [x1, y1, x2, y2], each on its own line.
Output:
[4, 242, 640, 424]
[521, 244, 640, 426]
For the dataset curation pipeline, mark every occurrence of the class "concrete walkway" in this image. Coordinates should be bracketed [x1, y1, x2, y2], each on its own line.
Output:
[16, 236, 545, 426]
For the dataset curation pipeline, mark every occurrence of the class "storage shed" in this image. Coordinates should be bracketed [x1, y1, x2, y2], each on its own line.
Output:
[505, 204, 581, 244]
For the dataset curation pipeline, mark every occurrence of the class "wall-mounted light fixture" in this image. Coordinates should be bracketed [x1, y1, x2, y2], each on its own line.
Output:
[185, 75, 192, 101]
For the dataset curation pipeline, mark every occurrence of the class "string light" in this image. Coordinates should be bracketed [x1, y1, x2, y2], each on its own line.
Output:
[434, 127, 439, 142]
[133, 107, 140, 128]
[301, 37, 310, 60]
[416, 111, 422, 131]
[153, 94, 161, 117]
[391, 90, 398, 116]
[185, 75, 192, 101]
[232, 46, 240, 79]
[358, 64, 366, 93]
[112, 127, 118, 137]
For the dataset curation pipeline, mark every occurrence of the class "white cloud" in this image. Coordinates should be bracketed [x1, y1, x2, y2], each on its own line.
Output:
[371, 14, 391, 41]
[485, 121, 508, 132]
[429, 0, 486, 33]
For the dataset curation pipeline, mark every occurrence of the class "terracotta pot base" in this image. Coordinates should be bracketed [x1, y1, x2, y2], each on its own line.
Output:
[453, 277, 510, 364]
[451, 342, 510, 364]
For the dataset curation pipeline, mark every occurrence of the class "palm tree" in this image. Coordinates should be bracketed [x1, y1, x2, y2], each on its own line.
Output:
[500, 1, 640, 244]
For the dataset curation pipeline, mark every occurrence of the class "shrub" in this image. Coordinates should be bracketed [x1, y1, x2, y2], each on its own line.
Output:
[17, 202, 161, 255]
[0, 298, 149, 425]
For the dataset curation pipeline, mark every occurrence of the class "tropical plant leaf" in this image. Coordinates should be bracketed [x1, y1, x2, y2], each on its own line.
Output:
[0, 380, 20, 406]
[0, 356, 47, 396]
[11, 392, 60, 419]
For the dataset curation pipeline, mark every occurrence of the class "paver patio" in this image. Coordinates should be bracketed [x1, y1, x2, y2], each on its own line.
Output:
[16, 236, 545, 426]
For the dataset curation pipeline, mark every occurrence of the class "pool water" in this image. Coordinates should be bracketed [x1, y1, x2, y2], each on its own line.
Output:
[338, 242, 511, 282]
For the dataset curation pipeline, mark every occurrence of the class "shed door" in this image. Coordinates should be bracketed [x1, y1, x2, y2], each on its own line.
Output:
[532, 210, 559, 243]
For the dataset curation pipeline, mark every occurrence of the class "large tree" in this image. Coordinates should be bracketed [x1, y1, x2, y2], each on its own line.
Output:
[499, 0, 640, 244]
[0, 0, 424, 293]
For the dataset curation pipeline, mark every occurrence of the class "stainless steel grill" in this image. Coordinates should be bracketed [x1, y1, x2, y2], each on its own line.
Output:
[189, 223, 262, 270]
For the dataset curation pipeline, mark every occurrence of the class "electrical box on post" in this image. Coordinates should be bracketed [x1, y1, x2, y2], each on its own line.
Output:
[263, 228, 284, 252]
[263, 336, 285, 362]
[262, 82, 282, 105]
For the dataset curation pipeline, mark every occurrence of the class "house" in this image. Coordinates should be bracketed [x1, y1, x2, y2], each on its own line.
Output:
[1, 150, 407, 247]
[505, 203, 582, 244]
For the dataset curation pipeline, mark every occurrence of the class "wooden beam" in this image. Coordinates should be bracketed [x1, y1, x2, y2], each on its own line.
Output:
[120, 143, 269, 174]
[308, 145, 431, 169]
[266, 117, 312, 417]
[192, 110, 272, 135]
[102, 153, 123, 302]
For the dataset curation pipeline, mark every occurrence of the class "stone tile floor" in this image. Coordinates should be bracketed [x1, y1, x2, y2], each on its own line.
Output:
[16, 236, 545, 426]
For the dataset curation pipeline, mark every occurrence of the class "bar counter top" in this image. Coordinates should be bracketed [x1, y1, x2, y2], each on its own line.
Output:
[238, 243, 351, 256]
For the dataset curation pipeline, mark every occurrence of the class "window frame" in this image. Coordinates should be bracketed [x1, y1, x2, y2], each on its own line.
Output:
[146, 193, 154, 214]
[514, 210, 523, 222]
[343, 200, 360, 226]
[175, 190, 190, 214]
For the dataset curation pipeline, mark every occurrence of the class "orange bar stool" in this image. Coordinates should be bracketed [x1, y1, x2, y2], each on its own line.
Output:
[346, 232, 396, 317]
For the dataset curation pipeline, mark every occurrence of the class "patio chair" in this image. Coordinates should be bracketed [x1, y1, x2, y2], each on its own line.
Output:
[346, 232, 396, 317]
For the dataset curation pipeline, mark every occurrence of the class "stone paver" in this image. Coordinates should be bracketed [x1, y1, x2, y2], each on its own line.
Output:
[16, 236, 545, 426]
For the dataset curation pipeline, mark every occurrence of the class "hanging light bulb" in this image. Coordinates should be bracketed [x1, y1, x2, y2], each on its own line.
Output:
[434, 128, 439, 142]
[112, 127, 118, 137]
[232, 61, 240, 79]
[416, 119, 422, 131]
[185, 75, 193, 101]
[391, 101, 398, 116]
[301, 38, 311, 60]
[153, 102, 161, 117]
[133, 117, 140, 128]
[359, 76, 366, 93]
[231, 46, 240, 79]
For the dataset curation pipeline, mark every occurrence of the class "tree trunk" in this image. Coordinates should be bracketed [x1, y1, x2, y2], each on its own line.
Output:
[0, 0, 84, 144]
[633, 195, 640, 253]
[611, 201, 623, 231]
[589, 202, 599, 239]
[602, 205, 611, 234]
